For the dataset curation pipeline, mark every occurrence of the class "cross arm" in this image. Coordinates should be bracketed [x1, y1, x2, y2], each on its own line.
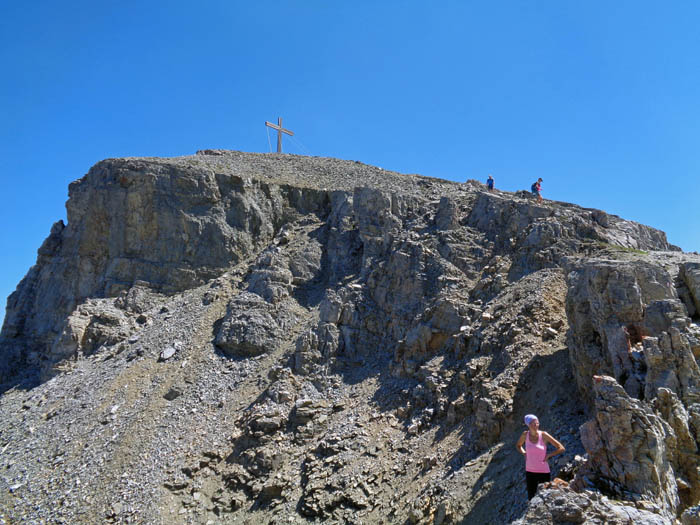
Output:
[265, 121, 294, 136]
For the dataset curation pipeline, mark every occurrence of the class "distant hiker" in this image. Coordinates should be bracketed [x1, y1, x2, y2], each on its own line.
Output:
[487, 174, 494, 191]
[531, 178, 543, 202]
[516, 414, 565, 500]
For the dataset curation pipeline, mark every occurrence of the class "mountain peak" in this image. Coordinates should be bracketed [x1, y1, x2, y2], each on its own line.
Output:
[0, 151, 696, 524]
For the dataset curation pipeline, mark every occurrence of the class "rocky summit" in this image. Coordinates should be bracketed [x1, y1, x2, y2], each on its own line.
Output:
[1, 150, 700, 524]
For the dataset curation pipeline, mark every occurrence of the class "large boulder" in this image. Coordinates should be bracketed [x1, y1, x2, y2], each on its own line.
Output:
[215, 293, 297, 357]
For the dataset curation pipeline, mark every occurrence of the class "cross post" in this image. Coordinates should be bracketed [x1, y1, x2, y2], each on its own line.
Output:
[264, 117, 294, 153]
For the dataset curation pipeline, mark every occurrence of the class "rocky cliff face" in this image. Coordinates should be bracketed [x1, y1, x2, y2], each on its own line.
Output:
[1, 150, 699, 524]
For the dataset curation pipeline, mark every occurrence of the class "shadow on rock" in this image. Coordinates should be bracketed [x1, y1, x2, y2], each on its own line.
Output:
[458, 347, 586, 525]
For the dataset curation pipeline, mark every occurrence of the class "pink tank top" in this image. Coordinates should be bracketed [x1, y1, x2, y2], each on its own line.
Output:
[525, 431, 550, 473]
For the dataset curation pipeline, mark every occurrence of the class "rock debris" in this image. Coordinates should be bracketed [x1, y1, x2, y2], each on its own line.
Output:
[0, 150, 698, 524]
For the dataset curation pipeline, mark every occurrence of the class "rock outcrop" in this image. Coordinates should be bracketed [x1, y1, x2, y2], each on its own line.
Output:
[1, 150, 697, 525]
[514, 485, 670, 524]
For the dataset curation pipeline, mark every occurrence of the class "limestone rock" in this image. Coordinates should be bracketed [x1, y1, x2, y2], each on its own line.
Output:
[46, 297, 138, 377]
[0, 155, 332, 380]
[566, 259, 682, 403]
[215, 292, 296, 357]
[681, 263, 700, 315]
[0, 150, 691, 525]
[643, 329, 700, 405]
[159, 346, 177, 361]
[515, 486, 670, 524]
[435, 197, 459, 231]
[576, 375, 678, 518]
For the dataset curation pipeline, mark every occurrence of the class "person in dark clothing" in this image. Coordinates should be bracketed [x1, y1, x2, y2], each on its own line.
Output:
[487, 174, 494, 191]
[531, 178, 543, 202]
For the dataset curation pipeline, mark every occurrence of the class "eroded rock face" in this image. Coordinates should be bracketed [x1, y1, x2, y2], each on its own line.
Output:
[681, 263, 700, 316]
[1, 157, 333, 381]
[0, 150, 692, 525]
[52, 300, 135, 361]
[560, 250, 700, 522]
[576, 376, 679, 518]
[566, 258, 695, 403]
[2, 153, 677, 384]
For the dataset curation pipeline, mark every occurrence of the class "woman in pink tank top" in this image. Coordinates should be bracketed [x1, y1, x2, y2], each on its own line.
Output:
[515, 414, 565, 499]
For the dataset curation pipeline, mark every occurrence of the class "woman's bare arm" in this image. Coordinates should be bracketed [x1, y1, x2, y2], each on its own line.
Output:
[516, 431, 527, 455]
[542, 431, 565, 461]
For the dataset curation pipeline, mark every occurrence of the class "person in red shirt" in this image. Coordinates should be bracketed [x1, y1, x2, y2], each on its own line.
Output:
[516, 414, 565, 499]
[531, 178, 543, 202]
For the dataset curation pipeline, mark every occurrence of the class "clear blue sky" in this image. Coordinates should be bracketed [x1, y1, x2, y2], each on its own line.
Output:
[2, 1, 699, 325]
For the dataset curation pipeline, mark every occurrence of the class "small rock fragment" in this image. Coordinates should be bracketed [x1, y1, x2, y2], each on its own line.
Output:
[164, 387, 183, 401]
[160, 347, 177, 361]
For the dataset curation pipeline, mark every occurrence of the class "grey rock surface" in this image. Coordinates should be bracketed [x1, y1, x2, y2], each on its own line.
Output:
[214, 292, 299, 357]
[577, 375, 679, 518]
[514, 486, 671, 524]
[0, 150, 695, 525]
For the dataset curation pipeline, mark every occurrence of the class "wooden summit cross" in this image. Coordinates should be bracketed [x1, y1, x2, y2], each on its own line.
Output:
[265, 117, 294, 153]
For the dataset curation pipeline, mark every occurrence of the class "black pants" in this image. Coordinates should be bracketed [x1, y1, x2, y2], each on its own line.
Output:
[526, 471, 550, 499]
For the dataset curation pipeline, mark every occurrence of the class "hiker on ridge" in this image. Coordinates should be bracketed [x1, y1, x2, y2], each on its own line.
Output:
[531, 178, 543, 202]
[516, 414, 565, 500]
[487, 174, 494, 191]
